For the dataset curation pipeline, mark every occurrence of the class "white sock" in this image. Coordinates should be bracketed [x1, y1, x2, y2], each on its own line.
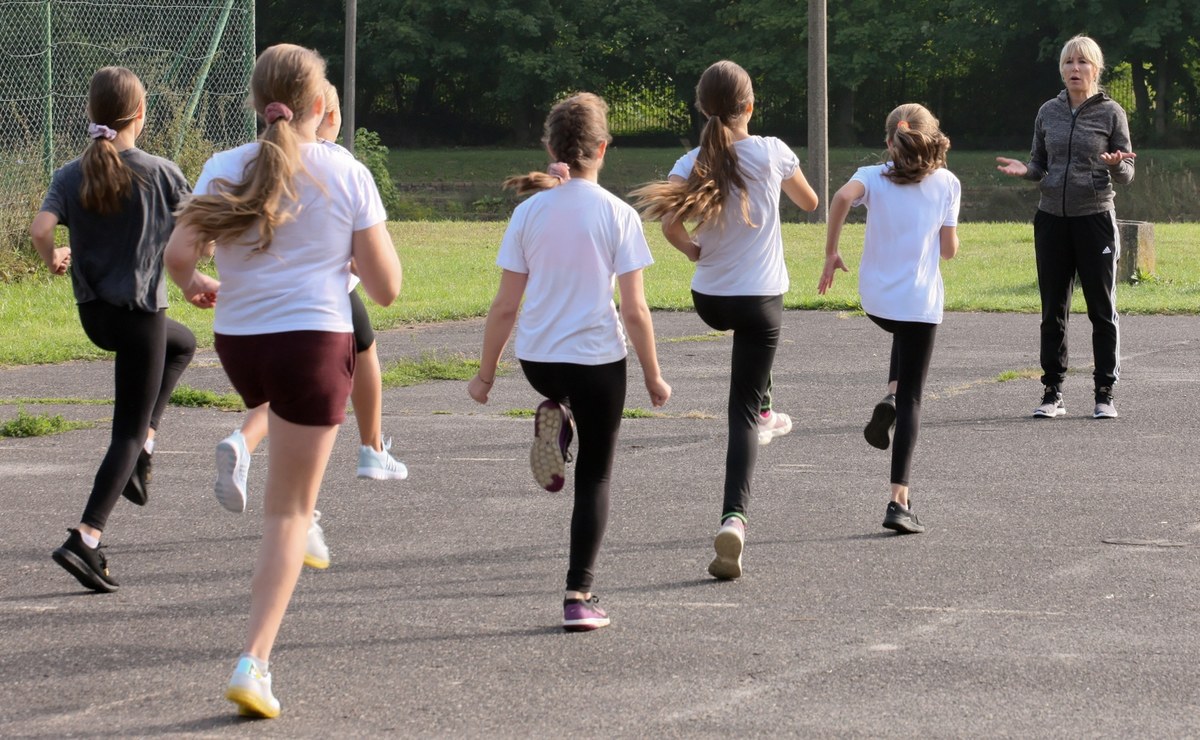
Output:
[143, 438, 155, 455]
[79, 531, 100, 548]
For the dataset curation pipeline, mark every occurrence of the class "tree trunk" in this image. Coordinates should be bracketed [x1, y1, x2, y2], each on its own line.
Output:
[1130, 57, 1152, 139]
[1154, 48, 1171, 140]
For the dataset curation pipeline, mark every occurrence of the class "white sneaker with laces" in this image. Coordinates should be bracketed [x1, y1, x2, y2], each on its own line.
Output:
[225, 655, 280, 718]
[214, 430, 250, 513]
[357, 438, 409, 480]
[757, 410, 793, 445]
[304, 510, 330, 570]
[708, 517, 746, 580]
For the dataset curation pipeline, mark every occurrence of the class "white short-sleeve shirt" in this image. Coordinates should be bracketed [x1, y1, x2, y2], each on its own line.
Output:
[669, 136, 798, 296]
[497, 178, 654, 364]
[195, 142, 386, 335]
[851, 164, 961, 324]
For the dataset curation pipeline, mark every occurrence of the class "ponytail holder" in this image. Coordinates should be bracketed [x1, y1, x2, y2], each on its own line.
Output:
[87, 123, 117, 141]
[548, 162, 571, 183]
[264, 102, 294, 125]
[896, 120, 910, 130]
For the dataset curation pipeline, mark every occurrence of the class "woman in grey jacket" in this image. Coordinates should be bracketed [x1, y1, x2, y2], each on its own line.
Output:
[997, 34, 1135, 419]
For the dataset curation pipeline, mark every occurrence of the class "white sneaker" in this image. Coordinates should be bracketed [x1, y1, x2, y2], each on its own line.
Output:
[357, 438, 409, 480]
[707, 517, 745, 580]
[214, 431, 250, 513]
[304, 510, 330, 569]
[225, 655, 280, 719]
[757, 410, 793, 445]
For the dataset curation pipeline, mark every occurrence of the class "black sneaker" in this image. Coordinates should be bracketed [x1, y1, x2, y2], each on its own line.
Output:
[882, 501, 925, 534]
[51, 529, 119, 592]
[1033, 385, 1066, 418]
[121, 449, 151, 506]
[863, 394, 897, 450]
[1093, 386, 1118, 419]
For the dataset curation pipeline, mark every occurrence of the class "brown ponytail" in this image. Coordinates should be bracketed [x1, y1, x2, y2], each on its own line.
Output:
[503, 93, 612, 196]
[631, 60, 756, 228]
[176, 44, 326, 251]
[883, 103, 950, 184]
[79, 67, 144, 214]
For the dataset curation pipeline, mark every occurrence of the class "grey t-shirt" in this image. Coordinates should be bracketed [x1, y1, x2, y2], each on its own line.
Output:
[40, 148, 190, 311]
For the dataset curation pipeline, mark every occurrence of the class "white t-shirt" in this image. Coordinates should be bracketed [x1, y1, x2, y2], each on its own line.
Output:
[669, 136, 798, 296]
[851, 164, 961, 324]
[497, 178, 653, 364]
[319, 138, 363, 293]
[195, 141, 386, 335]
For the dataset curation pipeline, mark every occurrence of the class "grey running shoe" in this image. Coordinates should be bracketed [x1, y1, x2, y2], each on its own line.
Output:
[1033, 385, 1066, 418]
[882, 501, 925, 534]
[864, 394, 897, 449]
[1093, 386, 1118, 419]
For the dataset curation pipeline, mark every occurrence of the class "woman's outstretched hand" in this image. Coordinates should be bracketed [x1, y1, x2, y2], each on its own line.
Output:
[995, 157, 1028, 177]
[1099, 150, 1136, 166]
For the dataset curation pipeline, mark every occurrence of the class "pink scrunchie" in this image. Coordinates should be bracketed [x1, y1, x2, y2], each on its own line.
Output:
[87, 123, 117, 141]
[264, 102, 294, 124]
[548, 162, 571, 182]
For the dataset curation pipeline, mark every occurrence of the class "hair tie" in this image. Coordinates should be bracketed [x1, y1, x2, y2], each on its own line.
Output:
[87, 123, 117, 141]
[264, 102, 294, 124]
[548, 162, 571, 183]
[896, 120, 910, 130]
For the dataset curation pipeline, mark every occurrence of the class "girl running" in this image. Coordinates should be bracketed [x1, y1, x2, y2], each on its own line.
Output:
[819, 103, 961, 535]
[165, 44, 402, 718]
[212, 82, 407, 572]
[468, 92, 670, 632]
[631, 60, 818, 580]
[32, 66, 197, 593]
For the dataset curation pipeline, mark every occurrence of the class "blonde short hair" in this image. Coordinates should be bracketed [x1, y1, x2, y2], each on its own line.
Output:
[1059, 35, 1105, 83]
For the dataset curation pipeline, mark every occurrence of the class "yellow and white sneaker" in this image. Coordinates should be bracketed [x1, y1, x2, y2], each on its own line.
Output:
[225, 655, 280, 719]
[304, 510, 330, 569]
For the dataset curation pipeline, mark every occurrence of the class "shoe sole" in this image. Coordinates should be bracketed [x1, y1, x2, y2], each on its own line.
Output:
[225, 686, 280, 719]
[1093, 411, 1118, 419]
[1033, 408, 1067, 418]
[882, 515, 926, 534]
[356, 466, 409, 481]
[707, 529, 744, 580]
[303, 553, 330, 570]
[214, 441, 247, 513]
[531, 403, 567, 492]
[51, 547, 118, 593]
[121, 463, 148, 507]
[864, 402, 896, 450]
[563, 617, 610, 632]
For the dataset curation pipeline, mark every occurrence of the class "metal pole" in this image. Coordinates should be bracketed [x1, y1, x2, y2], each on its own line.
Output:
[172, 0, 236, 158]
[807, 0, 829, 222]
[42, 0, 53, 181]
[343, 0, 357, 153]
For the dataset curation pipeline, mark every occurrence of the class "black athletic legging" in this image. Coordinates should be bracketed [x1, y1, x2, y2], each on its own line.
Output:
[691, 291, 783, 523]
[867, 314, 937, 487]
[77, 301, 196, 530]
[520, 358, 626, 593]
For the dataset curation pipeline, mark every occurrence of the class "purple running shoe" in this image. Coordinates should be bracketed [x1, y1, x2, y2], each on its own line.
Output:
[531, 400, 574, 492]
[563, 596, 610, 632]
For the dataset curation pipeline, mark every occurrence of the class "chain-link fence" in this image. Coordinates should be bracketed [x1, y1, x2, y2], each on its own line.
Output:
[0, 0, 255, 259]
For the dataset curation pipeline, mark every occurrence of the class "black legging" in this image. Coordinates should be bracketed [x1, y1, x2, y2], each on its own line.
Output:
[77, 301, 196, 530]
[867, 314, 937, 487]
[691, 291, 783, 523]
[520, 358, 626, 593]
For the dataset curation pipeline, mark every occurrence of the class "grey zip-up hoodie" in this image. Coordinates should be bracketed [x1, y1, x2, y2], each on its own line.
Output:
[1023, 90, 1134, 217]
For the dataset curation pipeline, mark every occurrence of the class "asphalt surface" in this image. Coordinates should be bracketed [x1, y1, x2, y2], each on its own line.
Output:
[1, 310, 1198, 737]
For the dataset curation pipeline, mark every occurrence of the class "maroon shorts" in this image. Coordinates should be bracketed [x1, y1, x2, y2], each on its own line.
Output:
[215, 331, 356, 426]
